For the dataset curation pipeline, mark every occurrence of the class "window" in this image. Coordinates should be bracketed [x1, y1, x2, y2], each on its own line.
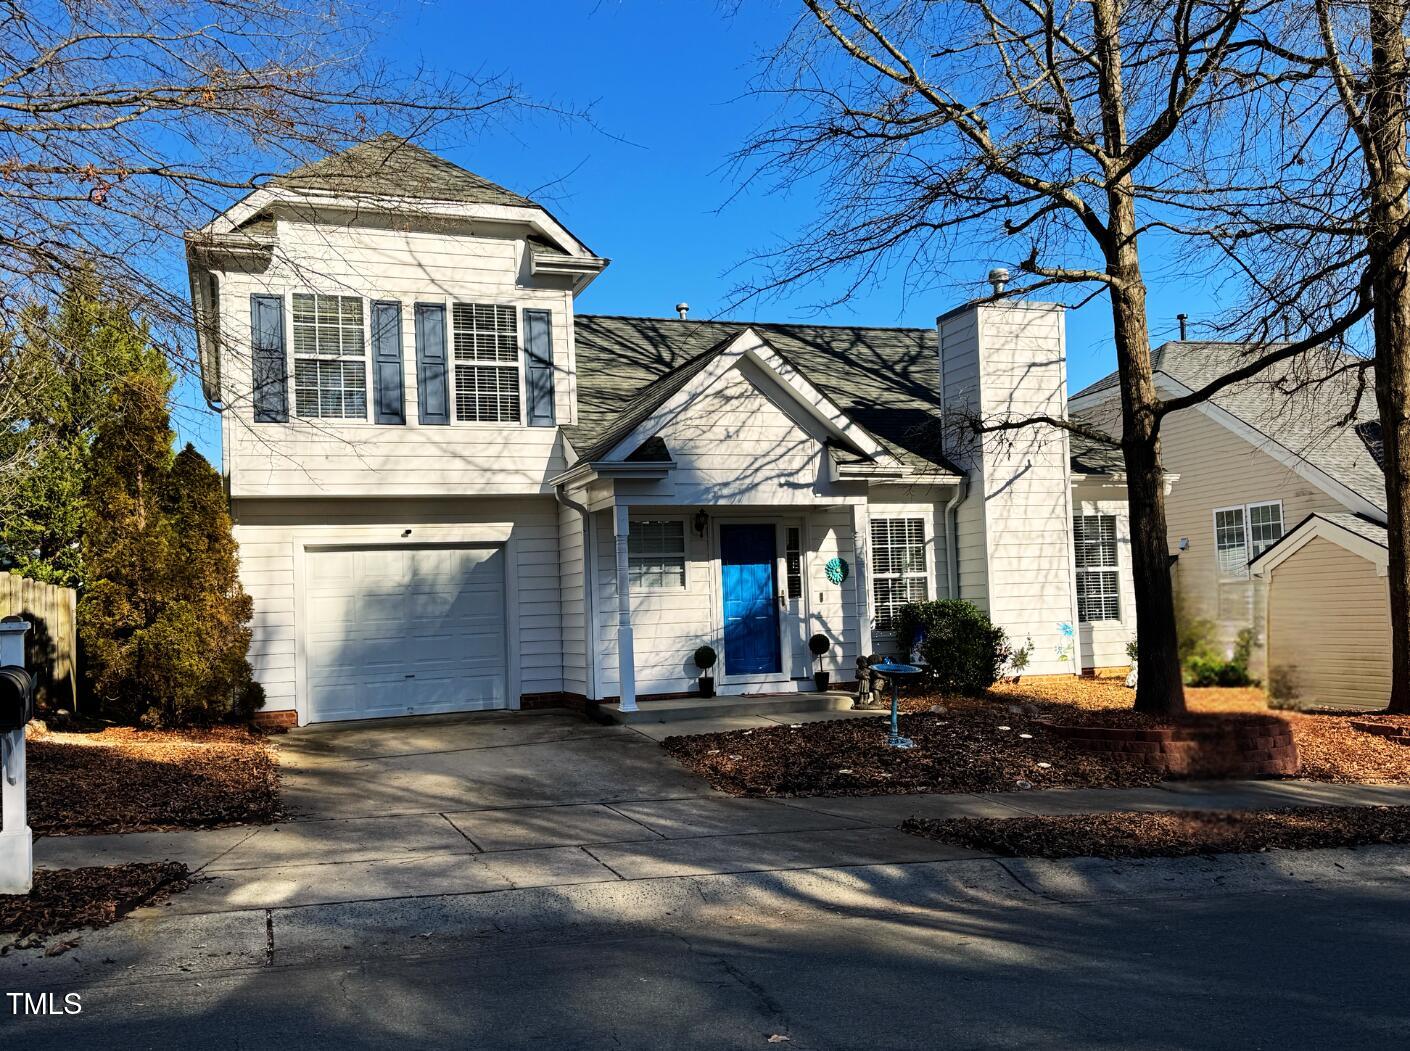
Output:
[628, 520, 686, 589]
[870, 518, 928, 632]
[452, 303, 520, 422]
[785, 527, 803, 600]
[291, 293, 366, 419]
[1073, 513, 1121, 622]
[1214, 501, 1284, 579]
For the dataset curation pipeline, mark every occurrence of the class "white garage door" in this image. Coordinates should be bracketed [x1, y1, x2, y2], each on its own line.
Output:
[303, 545, 508, 723]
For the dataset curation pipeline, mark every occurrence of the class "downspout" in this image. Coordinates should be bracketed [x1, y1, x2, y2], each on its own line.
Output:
[943, 474, 969, 600]
[555, 484, 599, 702]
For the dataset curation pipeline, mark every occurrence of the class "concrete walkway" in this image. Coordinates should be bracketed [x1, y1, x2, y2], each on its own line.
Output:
[32, 707, 1410, 914]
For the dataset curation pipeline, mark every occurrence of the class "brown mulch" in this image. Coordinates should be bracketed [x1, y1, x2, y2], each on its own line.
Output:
[0, 862, 192, 951]
[26, 724, 282, 835]
[662, 676, 1410, 797]
[901, 805, 1410, 859]
[662, 705, 1165, 797]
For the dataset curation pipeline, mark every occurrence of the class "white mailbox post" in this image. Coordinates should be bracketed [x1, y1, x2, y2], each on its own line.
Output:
[0, 619, 32, 894]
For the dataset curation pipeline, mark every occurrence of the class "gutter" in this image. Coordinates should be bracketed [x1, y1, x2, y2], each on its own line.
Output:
[943, 474, 968, 600]
[555, 483, 599, 702]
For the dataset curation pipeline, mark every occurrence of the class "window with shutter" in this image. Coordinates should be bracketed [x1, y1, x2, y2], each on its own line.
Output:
[291, 293, 367, 419]
[452, 303, 521, 423]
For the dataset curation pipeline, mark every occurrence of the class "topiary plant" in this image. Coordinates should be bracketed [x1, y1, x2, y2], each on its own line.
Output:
[896, 599, 1007, 696]
[808, 634, 832, 691]
[694, 645, 717, 671]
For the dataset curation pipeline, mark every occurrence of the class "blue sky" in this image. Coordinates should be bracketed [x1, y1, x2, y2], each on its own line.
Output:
[175, 1, 1217, 460]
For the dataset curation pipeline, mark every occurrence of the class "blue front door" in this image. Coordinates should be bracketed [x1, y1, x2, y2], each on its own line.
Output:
[720, 524, 782, 677]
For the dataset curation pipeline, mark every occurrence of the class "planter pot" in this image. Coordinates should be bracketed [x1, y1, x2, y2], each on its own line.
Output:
[813, 671, 831, 692]
[699, 676, 716, 698]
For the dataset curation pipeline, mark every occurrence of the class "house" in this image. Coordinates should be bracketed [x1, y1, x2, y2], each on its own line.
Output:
[1250, 512, 1390, 710]
[1071, 342, 1387, 700]
[185, 135, 1139, 726]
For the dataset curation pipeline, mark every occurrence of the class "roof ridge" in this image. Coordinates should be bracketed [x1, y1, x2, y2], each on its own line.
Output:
[577, 313, 932, 334]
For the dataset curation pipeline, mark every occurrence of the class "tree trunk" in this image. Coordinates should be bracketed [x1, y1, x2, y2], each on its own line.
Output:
[1365, 0, 1410, 712]
[1092, 0, 1186, 716]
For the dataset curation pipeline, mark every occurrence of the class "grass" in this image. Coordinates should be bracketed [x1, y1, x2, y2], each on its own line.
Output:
[902, 806, 1410, 859]
[662, 677, 1410, 797]
[27, 724, 281, 835]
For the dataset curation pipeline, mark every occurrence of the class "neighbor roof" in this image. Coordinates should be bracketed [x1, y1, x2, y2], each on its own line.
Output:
[270, 133, 536, 209]
[1073, 341, 1385, 511]
[566, 316, 960, 475]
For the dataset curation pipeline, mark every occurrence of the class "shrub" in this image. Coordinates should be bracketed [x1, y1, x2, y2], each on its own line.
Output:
[1184, 630, 1258, 688]
[897, 599, 1008, 695]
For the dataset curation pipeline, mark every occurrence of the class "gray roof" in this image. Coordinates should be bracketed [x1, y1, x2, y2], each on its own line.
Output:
[1251, 510, 1387, 567]
[566, 316, 961, 475]
[270, 134, 535, 208]
[1073, 341, 1385, 511]
[1070, 434, 1125, 475]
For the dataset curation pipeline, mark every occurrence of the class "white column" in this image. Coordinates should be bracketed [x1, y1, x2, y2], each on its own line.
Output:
[852, 504, 873, 661]
[0, 620, 32, 894]
[613, 503, 638, 712]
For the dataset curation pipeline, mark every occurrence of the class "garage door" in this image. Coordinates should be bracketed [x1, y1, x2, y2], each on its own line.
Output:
[304, 545, 508, 723]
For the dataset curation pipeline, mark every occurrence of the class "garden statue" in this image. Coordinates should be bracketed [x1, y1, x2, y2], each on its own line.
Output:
[852, 655, 888, 710]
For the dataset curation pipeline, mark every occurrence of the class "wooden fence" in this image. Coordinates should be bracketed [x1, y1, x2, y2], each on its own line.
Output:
[0, 573, 77, 711]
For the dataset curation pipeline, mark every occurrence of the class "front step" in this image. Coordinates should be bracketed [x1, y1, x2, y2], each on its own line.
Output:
[600, 691, 858, 724]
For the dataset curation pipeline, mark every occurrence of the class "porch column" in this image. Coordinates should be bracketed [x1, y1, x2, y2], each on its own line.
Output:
[613, 503, 638, 712]
[852, 504, 873, 660]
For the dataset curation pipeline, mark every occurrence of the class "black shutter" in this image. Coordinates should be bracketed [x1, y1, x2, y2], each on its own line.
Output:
[523, 308, 555, 427]
[371, 300, 405, 425]
[250, 294, 288, 423]
[415, 303, 449, 425]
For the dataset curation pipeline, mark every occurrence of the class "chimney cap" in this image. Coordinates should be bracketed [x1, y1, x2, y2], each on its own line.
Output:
[675, 302, 690, 320]
[987, 268, 1010, 294]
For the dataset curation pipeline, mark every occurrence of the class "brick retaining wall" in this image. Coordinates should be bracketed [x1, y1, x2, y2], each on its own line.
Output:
[1037, 716, 1299, 777]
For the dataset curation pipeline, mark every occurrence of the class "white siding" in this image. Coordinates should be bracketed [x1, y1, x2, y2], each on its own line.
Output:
[1266, 537, 1391, 710]
[656, 358, 841, 505]
[216, 212, 576, 497]
[233, 496, 563, 717]
[942, 303, 1077, 674]
[558, 500, 588, 696]
[1072, 482, 1136, 670]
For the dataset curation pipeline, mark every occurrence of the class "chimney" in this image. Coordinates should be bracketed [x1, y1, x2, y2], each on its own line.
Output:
[675, 302, 690, 320]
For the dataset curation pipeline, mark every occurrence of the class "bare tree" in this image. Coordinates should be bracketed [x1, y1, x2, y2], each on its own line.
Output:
[0, 0, 541, 492]
[736, 0, 1379, 713]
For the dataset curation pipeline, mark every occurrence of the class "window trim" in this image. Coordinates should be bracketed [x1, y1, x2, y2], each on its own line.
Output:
[1073, 511, 1122, 624]
[626, 516, 689, 592]
[1211, 499, 1284, 581]
[288, 291, 370, 422]
[447, 298, 527, 427]
[868, 515, 931, 635]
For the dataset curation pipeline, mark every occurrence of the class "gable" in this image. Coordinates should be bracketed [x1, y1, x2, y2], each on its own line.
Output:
[652, 357, 834, 504]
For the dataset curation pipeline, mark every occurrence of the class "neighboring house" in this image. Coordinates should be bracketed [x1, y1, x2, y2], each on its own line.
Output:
[1071, 342, 1387, 696]
[185, 135, 1138, 726]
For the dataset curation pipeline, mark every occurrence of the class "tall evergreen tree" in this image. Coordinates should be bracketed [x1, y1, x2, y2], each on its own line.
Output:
[78, 372, 261, 725]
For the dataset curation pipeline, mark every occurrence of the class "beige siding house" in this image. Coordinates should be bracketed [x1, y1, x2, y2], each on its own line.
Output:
[1253, 514, 1391, 710]
[186, 135, 1143, 726]
[1071, 343, 1387, 696]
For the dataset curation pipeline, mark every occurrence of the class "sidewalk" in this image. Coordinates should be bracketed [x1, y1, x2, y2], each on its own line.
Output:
[34, 778, 1410, 914]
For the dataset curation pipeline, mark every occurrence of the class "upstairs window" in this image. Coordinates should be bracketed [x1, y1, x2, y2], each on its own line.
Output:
[628, 520, 686, 589]
[291, 293, 366, 419]
[452, 303, 520, 422]
[1214, 501, 1284, 580]
[1073, 513, 1121, 622]
[870, 518, 928, 632]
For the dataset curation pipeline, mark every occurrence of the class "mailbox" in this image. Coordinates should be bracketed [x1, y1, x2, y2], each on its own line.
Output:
[0, 665, 34, 731]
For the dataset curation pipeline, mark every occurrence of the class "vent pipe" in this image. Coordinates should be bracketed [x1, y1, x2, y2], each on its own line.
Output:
[675, 302, 689, 320]
[1177, 313, 1188, 341]
[987, 268, 1010, 295]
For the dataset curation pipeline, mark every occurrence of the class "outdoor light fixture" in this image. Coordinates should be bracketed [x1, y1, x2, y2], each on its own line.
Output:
[693, 509, 708, 537]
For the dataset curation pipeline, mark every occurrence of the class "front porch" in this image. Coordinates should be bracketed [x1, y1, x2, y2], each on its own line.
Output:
[600, 689, 862, 725]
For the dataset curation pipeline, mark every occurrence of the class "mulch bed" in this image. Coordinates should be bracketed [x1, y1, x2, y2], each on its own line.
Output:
[0, 862, 192, 952]
[26, 724, 282, 835]
[662, 677, 1410, 797]
[662, 705, 1165, 797]
[901, 805, 1410, 859]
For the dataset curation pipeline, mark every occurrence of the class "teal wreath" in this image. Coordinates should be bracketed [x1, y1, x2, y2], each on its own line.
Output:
[824, 557, 849, 585]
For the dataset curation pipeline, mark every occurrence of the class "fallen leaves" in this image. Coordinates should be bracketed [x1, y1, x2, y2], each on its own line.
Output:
[902, 805, 1410, 859]
[27, 725, 281, 835]
[0, 863, 191, 949]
